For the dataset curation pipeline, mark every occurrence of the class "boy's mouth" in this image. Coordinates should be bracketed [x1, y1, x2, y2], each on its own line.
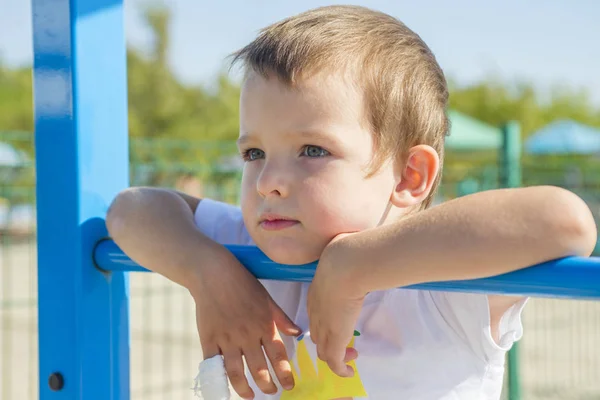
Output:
[259, 213, 299, 231]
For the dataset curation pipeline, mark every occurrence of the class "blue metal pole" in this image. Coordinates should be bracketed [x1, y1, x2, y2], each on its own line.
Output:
[32, 0, 130, 399]
[94, 240, 600, 300]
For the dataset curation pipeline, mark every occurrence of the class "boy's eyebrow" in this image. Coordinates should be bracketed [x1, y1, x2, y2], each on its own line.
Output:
[293, 129, 341, 147]
[236, 134, 253, 147]
[237, 129, 342, 148]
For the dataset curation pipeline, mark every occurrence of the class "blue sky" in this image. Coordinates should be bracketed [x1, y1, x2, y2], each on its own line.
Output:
[1, 0, 599, 104]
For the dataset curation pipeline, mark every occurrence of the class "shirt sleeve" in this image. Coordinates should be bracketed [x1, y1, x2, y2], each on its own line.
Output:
[194, 198, 253, 246]
[428, 291, 528, 364]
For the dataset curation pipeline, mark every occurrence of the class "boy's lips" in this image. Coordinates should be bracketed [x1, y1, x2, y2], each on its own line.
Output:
[259, 213, 299, 231]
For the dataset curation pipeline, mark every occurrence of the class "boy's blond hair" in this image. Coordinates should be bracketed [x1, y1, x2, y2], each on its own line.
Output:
[231, 5, 449, 209]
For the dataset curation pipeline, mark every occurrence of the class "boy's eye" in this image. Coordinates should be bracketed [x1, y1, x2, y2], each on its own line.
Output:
[302, 145, 330, 158]
[243, 148, 265, 161]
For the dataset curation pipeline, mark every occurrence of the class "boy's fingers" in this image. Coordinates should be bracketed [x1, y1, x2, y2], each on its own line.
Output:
[321, 333, 354, 378]
[336, 363, 355, 378]
[263, 334, 294, 390]
[327, 356, 355, 378]
[223, 349, 254, 400]
[243, 345, 277, 395]
[344, 347, 358, 362]
[200, 341, 220, 360]
[270, 301, 302, 336]
[308, 317, 319, 344]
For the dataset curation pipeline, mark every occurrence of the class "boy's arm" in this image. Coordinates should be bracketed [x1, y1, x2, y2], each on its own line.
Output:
[309, 186, 596, 375]
[106, 187, 302, 398]
[106, 187, 208, 288]
[332, 185, 596, 310]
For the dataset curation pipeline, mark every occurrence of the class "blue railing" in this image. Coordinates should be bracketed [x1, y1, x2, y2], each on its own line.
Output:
[94, 239, 600, 299]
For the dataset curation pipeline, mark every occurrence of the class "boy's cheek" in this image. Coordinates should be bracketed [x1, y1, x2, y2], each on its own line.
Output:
[309, 202, 375, 236]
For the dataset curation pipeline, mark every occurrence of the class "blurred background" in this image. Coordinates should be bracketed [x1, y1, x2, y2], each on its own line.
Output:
[1, 0, 600, 399]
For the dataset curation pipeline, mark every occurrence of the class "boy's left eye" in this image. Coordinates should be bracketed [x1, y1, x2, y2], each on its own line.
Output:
[301, 145, 330, 158]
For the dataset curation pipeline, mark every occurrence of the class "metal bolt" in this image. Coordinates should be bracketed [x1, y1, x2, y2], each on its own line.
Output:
[48, 372, 64, 391]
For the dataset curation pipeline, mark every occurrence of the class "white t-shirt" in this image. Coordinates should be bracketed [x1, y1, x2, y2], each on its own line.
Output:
[195, 198, 527, 400]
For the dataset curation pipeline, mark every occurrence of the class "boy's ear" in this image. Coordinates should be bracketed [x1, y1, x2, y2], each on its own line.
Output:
[390, 145, 440, 208]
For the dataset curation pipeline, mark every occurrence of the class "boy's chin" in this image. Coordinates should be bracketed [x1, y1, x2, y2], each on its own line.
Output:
[261, 244, 322, 266]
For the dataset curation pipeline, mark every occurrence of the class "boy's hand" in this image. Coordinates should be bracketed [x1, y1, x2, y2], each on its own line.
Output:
[191, 249, 302, 399]
[307, 233, 366, 378]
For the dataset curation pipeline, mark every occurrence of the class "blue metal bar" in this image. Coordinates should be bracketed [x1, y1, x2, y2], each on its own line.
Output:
[32, 0, 130, 399]
[95, 239, 600, 300]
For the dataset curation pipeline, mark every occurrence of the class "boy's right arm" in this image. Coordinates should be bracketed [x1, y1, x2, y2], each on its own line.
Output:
[106, 187, 202, 287]
[106, 187, 301, 398]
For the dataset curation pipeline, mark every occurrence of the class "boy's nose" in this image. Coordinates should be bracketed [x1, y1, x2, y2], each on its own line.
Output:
[256, 161, 291, 199]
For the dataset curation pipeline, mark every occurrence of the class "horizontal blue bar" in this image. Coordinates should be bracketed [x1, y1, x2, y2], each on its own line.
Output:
[94, 239, 600, 299]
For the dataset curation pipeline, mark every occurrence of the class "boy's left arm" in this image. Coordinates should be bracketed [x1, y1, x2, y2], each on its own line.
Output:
[308, 186, 597, 376]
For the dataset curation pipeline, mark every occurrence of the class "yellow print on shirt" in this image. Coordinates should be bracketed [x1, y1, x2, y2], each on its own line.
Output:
[281, 330, 367, 400]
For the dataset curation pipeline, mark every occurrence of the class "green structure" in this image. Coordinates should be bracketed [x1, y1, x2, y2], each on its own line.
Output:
[446, 110, 502, 151]
[501, 122, 523, 400]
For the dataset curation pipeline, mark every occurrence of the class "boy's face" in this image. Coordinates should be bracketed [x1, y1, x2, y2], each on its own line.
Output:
[238, 71, 397, 265]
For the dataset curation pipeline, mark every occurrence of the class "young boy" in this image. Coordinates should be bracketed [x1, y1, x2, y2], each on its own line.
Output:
[106, 5, 597, 400]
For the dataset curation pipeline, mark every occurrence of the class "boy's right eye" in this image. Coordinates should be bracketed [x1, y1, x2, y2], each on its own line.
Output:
[242, 148, 265, 161]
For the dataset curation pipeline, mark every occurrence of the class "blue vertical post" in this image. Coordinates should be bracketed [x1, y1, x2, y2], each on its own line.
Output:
[32, 0, 130, 399]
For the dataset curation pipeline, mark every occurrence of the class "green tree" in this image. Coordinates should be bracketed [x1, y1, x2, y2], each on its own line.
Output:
[126, 4, 241, 187]
[449, 79, 600, 139]
[0, 61, 34, 155]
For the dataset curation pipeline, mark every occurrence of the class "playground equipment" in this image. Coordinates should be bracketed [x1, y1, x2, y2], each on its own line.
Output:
[32, 0, 600, 399]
